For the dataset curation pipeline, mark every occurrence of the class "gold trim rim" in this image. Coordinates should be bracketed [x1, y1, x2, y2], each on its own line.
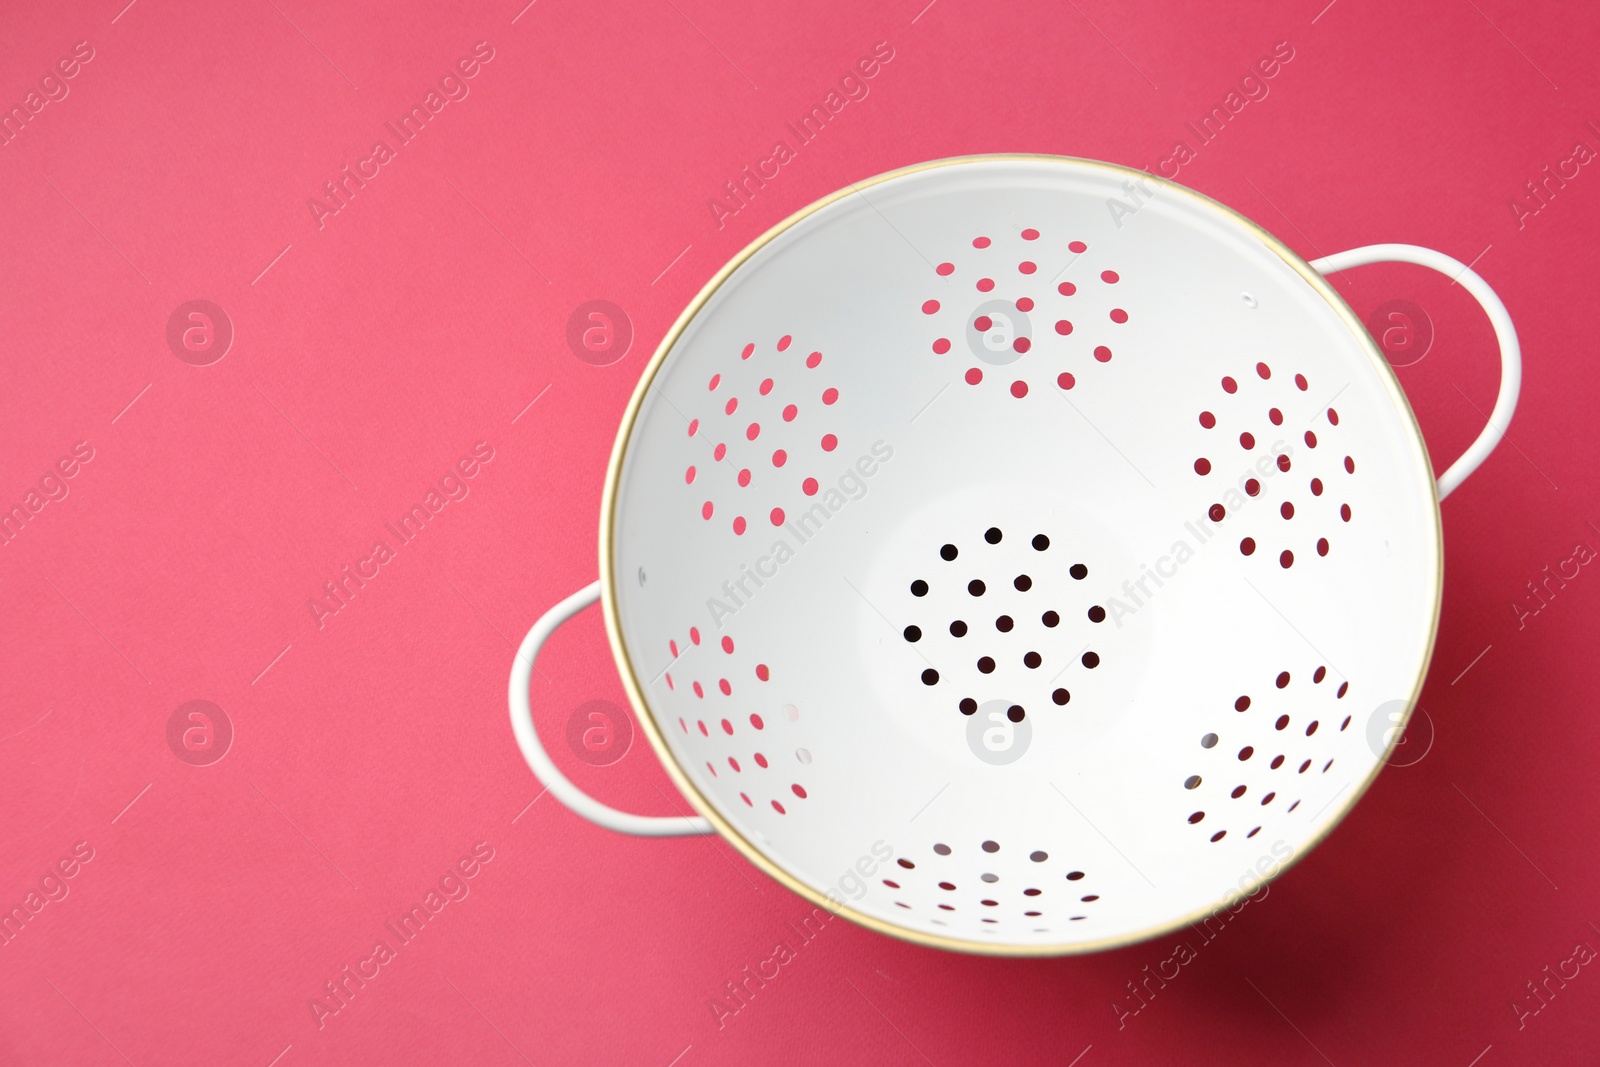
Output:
[596, 153, 1443, 957]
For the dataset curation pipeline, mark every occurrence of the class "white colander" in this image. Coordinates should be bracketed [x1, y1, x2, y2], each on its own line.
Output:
[508, 155, 1519, 955]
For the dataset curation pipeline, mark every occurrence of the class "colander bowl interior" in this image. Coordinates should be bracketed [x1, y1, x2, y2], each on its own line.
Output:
[601, 156, 1441, 954]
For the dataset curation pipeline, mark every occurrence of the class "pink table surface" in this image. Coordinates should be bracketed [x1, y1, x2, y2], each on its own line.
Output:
[2, 0, 1597, 1063]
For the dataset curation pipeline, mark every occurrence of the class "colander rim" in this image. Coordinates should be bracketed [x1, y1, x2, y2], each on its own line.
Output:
[597, 153, 1444, 957]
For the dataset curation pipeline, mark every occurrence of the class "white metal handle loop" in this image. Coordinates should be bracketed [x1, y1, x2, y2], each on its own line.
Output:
[508, 580, 713, 837]
[1310, 243, 1521, 500]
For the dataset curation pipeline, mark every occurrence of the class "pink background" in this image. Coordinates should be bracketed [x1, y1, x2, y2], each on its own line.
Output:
[2, 0, 1597, 1063]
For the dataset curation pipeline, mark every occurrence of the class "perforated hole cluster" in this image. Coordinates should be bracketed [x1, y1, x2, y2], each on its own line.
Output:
[661, 627, 808, 817]
[680, 333, 844, 537]
[898, 525, 1102, 721]
[919, 229, 1131, 398]
[1190, 364, 1356, 568]
[881, 839, 1099, 935]
[1185, 665, 1352, 843]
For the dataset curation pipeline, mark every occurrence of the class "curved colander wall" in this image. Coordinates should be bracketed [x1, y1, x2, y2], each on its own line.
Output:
[599, 157, 1443, 954]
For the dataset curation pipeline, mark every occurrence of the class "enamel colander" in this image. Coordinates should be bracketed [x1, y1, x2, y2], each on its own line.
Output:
[509, 155, 1520, 955]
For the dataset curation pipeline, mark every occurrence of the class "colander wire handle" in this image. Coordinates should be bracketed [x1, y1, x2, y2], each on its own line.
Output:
[1309, 243, 1521, 500]
[508, 581, 714, 837]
